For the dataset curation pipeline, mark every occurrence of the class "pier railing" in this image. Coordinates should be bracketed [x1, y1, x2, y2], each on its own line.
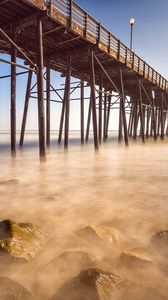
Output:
[47, 0, 168, 93]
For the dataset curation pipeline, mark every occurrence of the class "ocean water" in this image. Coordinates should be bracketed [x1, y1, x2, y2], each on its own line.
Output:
[0, 131, 168, 299]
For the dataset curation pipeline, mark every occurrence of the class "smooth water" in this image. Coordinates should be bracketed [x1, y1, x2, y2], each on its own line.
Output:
[0, 132, 168, 299]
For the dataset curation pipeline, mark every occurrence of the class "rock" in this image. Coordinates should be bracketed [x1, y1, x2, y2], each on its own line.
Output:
[51, 268, 128, 300]
[151, 231, 168, 255]
[0, 276, 34, 299]
[121, 251, 154, 267]
[0, 220, 45, 261]
[79, 225, 125, 245]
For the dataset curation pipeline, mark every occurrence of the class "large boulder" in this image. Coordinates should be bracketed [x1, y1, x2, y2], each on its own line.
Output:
[79, 225, 125, 245]
[0, 220, 45, 261]
[0, 276, 34, 299]
[50, 268, 128, 300]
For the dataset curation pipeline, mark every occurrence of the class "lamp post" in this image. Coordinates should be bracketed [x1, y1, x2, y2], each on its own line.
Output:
[130, 18, 135, 50]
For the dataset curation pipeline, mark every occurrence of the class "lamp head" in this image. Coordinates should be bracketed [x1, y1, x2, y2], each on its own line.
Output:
[130, 18, 135, 25]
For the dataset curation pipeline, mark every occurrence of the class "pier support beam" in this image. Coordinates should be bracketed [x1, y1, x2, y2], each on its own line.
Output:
[151, 93, 157, 140]
[64, 51, 71, 149]
[128, 102, 133, 137]
[120, 69, 129, 146]
[99, 75, 103, 143]
[133, 99, 138, 140]
[146, 107, 150, 138]
[160, 94, 164, 140]
[35, 17, 46, 158]
[20, 70, 32, 146]
[89, 50, 98, 150]
[138, 80, 145, 143]
[58, 91, 66, 144]
[103, 90, 107, 142]
[106, 92, 112, 140]
[85, 94, 91, 142]
[46, 65, 51, 147]
[11, 26, 17, 156]
[80, 80, 84, 144]
[118, 98, 123, 142]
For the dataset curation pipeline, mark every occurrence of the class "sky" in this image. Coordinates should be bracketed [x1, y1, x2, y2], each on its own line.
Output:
[0, 0, 168, 132]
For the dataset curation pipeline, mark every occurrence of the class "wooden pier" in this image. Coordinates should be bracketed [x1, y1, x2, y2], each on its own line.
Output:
[0, 0, 168, 158]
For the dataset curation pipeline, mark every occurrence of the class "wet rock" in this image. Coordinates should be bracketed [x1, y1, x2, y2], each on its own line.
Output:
[51, 268, 128, 300]
[0, 220, 12, 240]
[121, 251, 154, 267]
[0, 220, 45, 261]
[0, 276, 34, 299]
[151, 231, 168, 255]
[79, 224, 125, 245]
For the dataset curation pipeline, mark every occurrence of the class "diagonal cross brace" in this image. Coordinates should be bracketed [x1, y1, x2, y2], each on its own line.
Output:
[0, 28, 36, 68]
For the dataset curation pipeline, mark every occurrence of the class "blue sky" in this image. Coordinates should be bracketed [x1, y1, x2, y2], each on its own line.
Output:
[0, 0, 168, 131]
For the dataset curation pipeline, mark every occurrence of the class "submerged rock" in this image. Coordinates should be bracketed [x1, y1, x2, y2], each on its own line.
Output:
[151, 231, 168, 255]
[121, 251, 154, 267]
[79, 224, 125, 245]
[121, 284, 168, 300]
[51, 268, 128, 300]
[0, 220, 45, 261]
[54, 251, 95, 270]
[0, 277, 33, 299]
[0, 179, 19, 186]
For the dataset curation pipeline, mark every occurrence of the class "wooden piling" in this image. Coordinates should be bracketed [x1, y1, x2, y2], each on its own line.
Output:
[118, 99, 123, 142]
[10, 26, 17, 156]
[138, 80, 145, 143]
[35, 17, 46, 158]
[46, 65, 51, 147]
[85, 94, 91, 142]
[120, 69, 129, 146]
[133, 99, 138, 140]
[89, 49, 98, 150]
[80, 80, 84, 144]
[103, 90, 107, 142]
[20, 70, 32, 146]
[146, 107, 150, 138]
[64, 51, 71, 149]
[160, 94, 164, 139]
[99, 74, 103, 143]
[106, 92, 112, 140]
[58, 92, 66, 144]
[128, 102, 133, 137]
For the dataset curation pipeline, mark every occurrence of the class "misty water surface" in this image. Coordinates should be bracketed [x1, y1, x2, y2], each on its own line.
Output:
[0, 132, 168, 299]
